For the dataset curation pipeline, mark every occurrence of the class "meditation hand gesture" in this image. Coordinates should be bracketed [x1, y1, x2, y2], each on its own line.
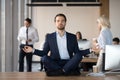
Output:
[23, 46, 33, 53]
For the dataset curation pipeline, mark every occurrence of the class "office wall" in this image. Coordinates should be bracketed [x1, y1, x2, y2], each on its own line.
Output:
[110, 0, 120, 38]
[32, 6, 100, 61]
[32, 6, 100, 48]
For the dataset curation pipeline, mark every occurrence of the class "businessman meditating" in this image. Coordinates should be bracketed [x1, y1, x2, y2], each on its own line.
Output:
[23, 13, 90, 76]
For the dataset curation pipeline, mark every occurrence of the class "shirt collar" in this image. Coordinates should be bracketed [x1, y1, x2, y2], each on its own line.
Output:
[56, 31, 66, 38]
[101, 27, 108, 31]
[25, 26, 31, 29]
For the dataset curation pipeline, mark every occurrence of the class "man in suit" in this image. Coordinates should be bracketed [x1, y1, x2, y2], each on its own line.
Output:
[23, 13, 90, 76]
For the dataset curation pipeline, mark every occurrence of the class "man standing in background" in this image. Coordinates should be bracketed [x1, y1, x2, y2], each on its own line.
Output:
[17, 18, 39, 72]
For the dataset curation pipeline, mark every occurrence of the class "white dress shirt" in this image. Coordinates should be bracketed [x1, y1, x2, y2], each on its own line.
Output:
[17, 26, 39, 45]
[56, 32, 70, 59]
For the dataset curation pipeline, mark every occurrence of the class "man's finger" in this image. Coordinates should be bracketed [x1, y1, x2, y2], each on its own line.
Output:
[24, 46, 28, 49]
[22, 48, 26, 52]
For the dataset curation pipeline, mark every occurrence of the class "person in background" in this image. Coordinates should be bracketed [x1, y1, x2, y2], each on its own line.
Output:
[17, 18, 39, 72]
[92, 15, 113, 72]
[76, 31, 93, 71]
[76, 31, 83, 41]
[112, 37, 120, 45]
[76, 31, 88, 41]
[76, 31, 91, 51]
[23, 13, 90, 76]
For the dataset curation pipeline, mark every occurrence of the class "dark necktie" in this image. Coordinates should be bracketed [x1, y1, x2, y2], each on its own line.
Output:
[26, 28, 28, 45]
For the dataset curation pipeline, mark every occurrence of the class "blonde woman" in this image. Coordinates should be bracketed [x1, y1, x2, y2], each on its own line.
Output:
[92, 15, 113, 72]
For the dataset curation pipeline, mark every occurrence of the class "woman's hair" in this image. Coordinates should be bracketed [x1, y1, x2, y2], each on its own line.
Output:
[76, 31, 82, 39]
[97, 15, 111, 28]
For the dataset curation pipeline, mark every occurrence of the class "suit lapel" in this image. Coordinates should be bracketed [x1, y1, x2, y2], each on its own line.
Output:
[66, 32, 71, 57]
[52, 32, 60, 59]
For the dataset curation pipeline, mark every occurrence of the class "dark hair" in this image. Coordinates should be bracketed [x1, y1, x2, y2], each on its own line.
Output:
[113, 37, 120, 43]
[76, 31, 82, 39]
[54, 13, 67, 22]
[25, 18, 32, 23]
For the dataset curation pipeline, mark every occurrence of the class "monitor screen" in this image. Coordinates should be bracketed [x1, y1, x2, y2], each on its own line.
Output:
[104, 45, 120, 71]
[78, 40, 91, 50]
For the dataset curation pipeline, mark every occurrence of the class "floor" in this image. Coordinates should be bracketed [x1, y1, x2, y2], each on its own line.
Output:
[23, 62, 43, 72]
[32, 62, 42, 72]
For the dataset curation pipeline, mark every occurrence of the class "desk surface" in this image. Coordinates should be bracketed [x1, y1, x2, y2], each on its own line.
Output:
[81, 57, 98, 63]
[0, 72, 120, 80]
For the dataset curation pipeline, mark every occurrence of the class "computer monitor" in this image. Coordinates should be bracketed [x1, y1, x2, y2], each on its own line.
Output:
[78, 40, 91, 50]
[103, 45, 120, 72]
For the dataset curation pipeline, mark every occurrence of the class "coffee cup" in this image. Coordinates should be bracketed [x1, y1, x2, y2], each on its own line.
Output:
[93, 65, 98, 73]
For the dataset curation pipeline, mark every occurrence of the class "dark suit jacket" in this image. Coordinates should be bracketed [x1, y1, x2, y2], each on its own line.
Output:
[34, 32, 90, 60]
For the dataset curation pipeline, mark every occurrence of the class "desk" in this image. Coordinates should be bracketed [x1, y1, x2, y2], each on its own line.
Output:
[81, 57, 98, 71]
[0, 72, 120, 80]
[81, 57, 98, 63]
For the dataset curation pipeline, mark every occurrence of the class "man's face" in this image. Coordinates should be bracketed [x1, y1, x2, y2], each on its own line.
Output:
[55, 16, 66, 30]
[76, 33, 81, 40]
[24, 21, 31, 27]
[113, 41, 119, 45]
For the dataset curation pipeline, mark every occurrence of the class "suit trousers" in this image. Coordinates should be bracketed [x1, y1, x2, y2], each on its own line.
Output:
[19, 44, 33, 72]
[41, 53, 82, 73]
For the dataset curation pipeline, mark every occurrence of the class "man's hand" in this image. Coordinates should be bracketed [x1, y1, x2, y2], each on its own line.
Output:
[26, 39, 32, 42]
[91, 48, 100, 55]
[23, 46, 33, 53]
